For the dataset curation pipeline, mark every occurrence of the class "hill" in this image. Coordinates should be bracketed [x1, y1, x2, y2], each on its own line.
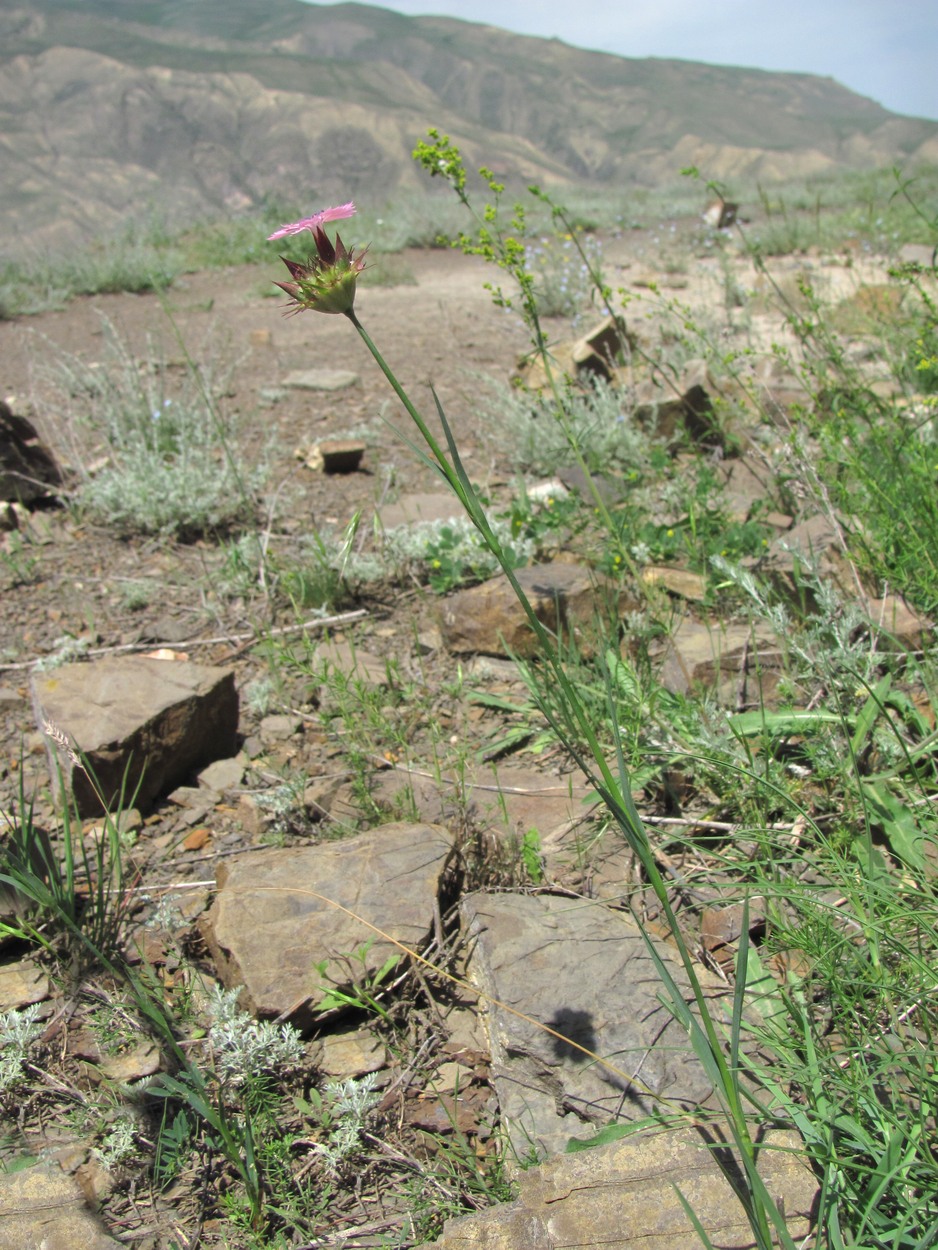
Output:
[2, 0, 936, 246]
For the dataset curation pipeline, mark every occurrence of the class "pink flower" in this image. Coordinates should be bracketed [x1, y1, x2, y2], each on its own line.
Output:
[267, 201, 356, 241]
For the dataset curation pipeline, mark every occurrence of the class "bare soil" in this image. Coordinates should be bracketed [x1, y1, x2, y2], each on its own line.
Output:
[0, 230, 905, 1246]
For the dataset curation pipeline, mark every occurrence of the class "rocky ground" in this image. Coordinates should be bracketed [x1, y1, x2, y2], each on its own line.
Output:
[0, 224, 931, 1247]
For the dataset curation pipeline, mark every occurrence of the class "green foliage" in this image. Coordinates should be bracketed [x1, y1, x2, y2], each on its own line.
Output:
[0, 532, 41, 589]
[383, 514, 531, 593]
[0, 753, 131, 961]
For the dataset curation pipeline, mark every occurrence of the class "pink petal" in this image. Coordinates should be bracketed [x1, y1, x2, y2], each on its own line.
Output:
[267, 201, 356, 241]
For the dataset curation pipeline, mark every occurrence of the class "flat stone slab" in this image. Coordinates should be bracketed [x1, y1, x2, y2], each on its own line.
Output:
[0, 958, 49, 1011]
[31, 656, 238, 816]
[282, 368, 359, 391]
[441, 562, 634, 658]
[201, 822, 453, 1027]
[650, 618, 783, 703]
[461, 891, 730, 1158]
[425, 1124, 817, 1249]
[0, 1160, 122, 1250]
[378, 492, 464, 530]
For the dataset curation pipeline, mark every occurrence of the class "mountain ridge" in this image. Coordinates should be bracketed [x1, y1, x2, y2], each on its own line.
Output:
[2, 0, 935, 248]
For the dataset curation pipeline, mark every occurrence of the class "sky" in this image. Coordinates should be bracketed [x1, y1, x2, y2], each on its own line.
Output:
[303, 0, 938, 121]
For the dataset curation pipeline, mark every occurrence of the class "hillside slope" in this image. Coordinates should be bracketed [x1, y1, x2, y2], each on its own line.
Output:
[2, 0, 936, 246]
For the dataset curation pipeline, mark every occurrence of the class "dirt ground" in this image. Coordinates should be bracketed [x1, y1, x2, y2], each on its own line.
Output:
[0, 225, 905, 1245]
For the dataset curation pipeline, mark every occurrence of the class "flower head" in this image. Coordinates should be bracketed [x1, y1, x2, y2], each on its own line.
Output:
[267, 201, 356, 241]
[273, 224, 369, 316]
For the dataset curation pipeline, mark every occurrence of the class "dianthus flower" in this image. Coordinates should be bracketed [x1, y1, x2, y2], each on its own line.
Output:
[269, 204, 368, 316]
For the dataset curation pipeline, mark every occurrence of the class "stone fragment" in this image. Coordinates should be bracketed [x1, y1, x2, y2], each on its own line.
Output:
[702, 198, 738, 228]
[761, 513, 853, 604]
[719, 451, 775, 520]
[259, 713, 301, 742]
[318, 1029, 386, 1078]
[898, 242, 936, 270]
[0, 958, 49, 1011]
[0, 1159, 122, 1250]
[200, 822, 453, 1027]
[371, 763, 594, 850]
[198, 756, 244, 792]
[649, 618, 784, 704]
[461, 891, 731, 1158]
[861, 592, 929, 650]
[424, 1124, 816, 1249]
[514, 317, 636, 390]
[570, 315, 634, 380]
[378, 492, 463, 530]
[749, 354, 808, 423]
[300, 439, 367, 472]
[440, 562, 633, 658]
[31, 656, 238, 817]
[0, 399, 63, 503]
[68, 1031, 161, 1084]
[641, 565, 708, 601]
[283, 368, 359, 391]
[310, 638, 389, 687]
[1, 822, 55, 937]
[318, 439, 366, 473]
[633, 359, 730, 449]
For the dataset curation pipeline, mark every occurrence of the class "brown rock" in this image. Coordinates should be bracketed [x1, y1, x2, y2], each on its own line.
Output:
[633, 359, 731, 450]
[702, 199, 738, 229]
[424, 1124, 816, 1249]
[440, 562, 632, 658]
[641, 566, 708, 601]
[31, 656, 238, 816]
[761, 513, 854, 605]
[649, 618, 784, 705]
[319, 439, 366, 473]
[0, 958, 49, 1011]
[200, 822, 453, 1027]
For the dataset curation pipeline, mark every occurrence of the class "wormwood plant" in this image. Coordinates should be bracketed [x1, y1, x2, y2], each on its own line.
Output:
[40, 312, 259, 538]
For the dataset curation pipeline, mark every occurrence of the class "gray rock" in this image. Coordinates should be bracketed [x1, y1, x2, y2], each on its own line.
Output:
[378, 492, 464, 530]
[197, 755, 244, 793]
[283, 368, 360, 391]
[440, 562, 633, 658]
[425, 1124, 816, 1249]
[200, 822, 453, 1027]
[461, 891, 731, 1158]
[31, 656, 238, 817]
[0, 1160, 122, 1250]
